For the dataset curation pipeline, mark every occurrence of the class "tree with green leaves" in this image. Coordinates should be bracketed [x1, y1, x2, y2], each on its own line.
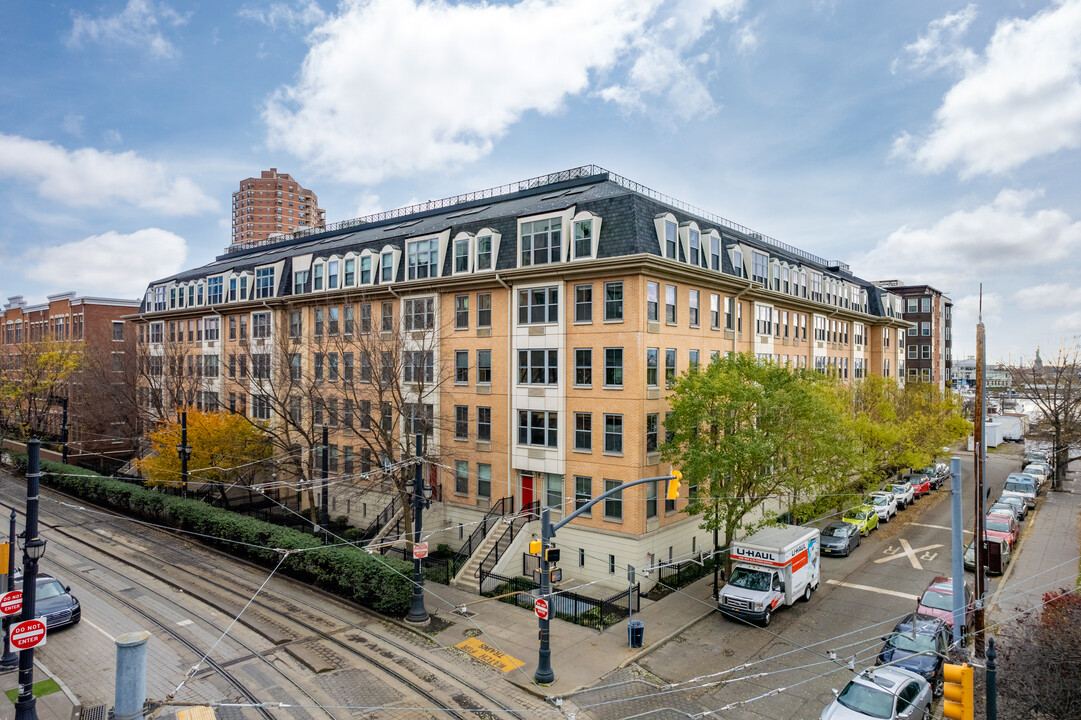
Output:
[661, 353, 863, 577]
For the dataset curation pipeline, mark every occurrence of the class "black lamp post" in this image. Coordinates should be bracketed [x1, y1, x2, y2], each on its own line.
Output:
[176, 411, 192, 498]
[15, 439, 46, 720]
[405, 433, 432, 625]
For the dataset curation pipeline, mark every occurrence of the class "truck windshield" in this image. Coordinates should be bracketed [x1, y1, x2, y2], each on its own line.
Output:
[727, 567, 772, 592]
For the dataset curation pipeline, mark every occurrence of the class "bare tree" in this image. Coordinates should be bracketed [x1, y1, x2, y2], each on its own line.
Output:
[1009, 343, 1081, 488]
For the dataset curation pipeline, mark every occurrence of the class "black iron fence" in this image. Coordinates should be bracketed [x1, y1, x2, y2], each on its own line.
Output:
[379, 545, 456, 585]
[644, 554, 718, 600]
[481, 571, 639, 629]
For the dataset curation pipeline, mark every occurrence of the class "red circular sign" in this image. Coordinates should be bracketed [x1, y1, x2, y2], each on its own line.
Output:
[413, 542, 428, 559]
[10, 619, 46, 650]
[0, 590, 22, 616]
[535, 597, 549, 620]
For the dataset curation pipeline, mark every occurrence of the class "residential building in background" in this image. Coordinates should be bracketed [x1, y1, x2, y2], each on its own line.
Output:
[136, 165, 910, 591]
[1, 292, 141, 467]
[231, 168, 326, 246]
[875, 281, 952, 389]
[953, 358, 1011, 390]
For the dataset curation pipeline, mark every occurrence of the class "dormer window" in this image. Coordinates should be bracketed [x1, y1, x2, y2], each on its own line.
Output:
[293, 270, 309, 295]
[407, 237, 438, 279]
[313, 264, 324, 291]
[521, 218, 561, 266]
[344, 258, 355, 286]
[732, 249, 743, 278]
[255, 267, 275, 299]
[689, 229, 700, 265]
[208, 277, 223, 304]
[381, 251, 394, 281]
[454, 235, 470, 273]
[665, 220, 677, 259]
[573, 219, 592, 259]
[477, 234, 493, 270]
[328, 260, 339, 289]
[360, 255, 371, 284]
[709, 233, 721, 271]
[751, 251, 768, 284]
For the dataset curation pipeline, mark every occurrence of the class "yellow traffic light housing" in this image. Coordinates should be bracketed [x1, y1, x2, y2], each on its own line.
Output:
[942, 662, 973, 720]
[529, 540, 541, 555]
[667, 470, 682, 500]
[545, 547, 561, 563]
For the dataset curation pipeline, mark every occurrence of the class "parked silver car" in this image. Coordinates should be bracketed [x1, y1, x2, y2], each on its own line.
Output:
[821, 666, 933, 719]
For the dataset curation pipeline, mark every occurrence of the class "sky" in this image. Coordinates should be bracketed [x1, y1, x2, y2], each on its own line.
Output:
[2, 0, 1081, 364]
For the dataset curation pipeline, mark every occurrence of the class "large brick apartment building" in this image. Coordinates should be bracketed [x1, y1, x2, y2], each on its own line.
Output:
[1, 292, 140, 465]
[135, 166, 909, 589]
[874, 281, 952, 389]
[231, 168, 326, 246]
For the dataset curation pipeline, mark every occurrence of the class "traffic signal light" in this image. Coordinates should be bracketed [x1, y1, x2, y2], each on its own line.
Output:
[667, 470, 682, 500]
[942, 662, 973, 720]
[529, 540, 541, 555]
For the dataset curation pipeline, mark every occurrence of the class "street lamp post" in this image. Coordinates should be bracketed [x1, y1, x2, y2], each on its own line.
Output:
[320, 425, 330, 541]
[59, 396, 69, 466]
[15, 439, 47, 720]
[175, 411, 192, 499]
[405, 433, 432, 625]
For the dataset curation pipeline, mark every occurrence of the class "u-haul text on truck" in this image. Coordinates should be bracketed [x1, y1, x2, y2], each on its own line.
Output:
[718, 524, 820, 627]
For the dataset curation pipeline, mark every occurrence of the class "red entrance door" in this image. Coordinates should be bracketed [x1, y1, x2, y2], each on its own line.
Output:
[521, 473, 534, 510]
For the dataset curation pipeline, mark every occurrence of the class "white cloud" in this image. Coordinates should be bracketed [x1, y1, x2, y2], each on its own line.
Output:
[263, 0, 743, 184]
[353, 193, 382, 218]
[239, 0, 327, 31]
[0, 134, 217, 215]
[1053, 311, 1081, 332]
[103, 129, 123, 145]
[853, 188, 1081, 287]
[1014, 283, 1080, 310]
[24, 229, 188, 298]
[68, 0, 190, 60]
[734, 20, 759, 55]
[895, 0, 1081, 178]
[891, 4, 978, 76]
[952, 291, 1003, 329]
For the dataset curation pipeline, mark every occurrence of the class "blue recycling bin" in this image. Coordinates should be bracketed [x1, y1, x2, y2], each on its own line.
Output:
[628, 619, 644, 648]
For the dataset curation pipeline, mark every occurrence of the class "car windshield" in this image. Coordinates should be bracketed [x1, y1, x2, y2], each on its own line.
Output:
[728, 567, 772, 592]
[837, 680, 894, 719]
[999, 497, 1022, 508]
[36, 579, 67, 600]
[1004, 482, 1033, 493]
[989, 505, 1014, 516]
[888, 631, 936, 654]
[920, 588, 953, 611]
[1023, 466, 1043, 475]
[823, 525, 851, 537]
[872, 496, 888, 506]
[985, 518, 1011, 533]
[846, 510, 867, 520]
[891, 484, 909, 494]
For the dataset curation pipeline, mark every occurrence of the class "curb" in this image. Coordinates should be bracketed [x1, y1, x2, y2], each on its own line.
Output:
[34, 658, 81, 720]
[615, 607, 718, 670]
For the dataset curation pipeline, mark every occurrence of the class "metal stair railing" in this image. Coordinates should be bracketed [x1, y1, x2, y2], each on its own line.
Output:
[452, 496, 512, 569]
[476, 500, 539, 588]
[361, 493, 401, 540]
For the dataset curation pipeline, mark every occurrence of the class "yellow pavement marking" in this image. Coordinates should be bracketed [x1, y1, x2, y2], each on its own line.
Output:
[454, 637, 525, 672]
[826, 579, 919, 601]
[177, 707, 216, 720]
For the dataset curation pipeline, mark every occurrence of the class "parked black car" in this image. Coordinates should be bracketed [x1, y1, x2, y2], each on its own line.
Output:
[820, 521, 861, 557]
[13, 574, 81, 629]
[876, 613, 950, 697]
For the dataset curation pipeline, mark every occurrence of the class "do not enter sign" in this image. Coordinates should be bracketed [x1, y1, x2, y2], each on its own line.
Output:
[10, 618, 46, 650]
[534, 597, 549, 620]
[412, 542, 428, 559]
[0, 590, 22, 616]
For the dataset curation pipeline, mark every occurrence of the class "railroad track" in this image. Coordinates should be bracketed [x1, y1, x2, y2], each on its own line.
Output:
[0, 480, 533, 719]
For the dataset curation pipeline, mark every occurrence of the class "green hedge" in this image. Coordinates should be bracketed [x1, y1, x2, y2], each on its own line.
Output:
[5, 452, 414, 616]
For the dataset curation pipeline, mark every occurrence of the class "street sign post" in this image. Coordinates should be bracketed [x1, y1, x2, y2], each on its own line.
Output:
[9, 619, 46, 650]
[0, 591, 22, 616]
[534, 597, 549, 620]
[412, 542, 428, 560]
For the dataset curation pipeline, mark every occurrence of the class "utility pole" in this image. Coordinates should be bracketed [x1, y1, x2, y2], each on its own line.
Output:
[15, 439, 47, 720]
[175, 412, 192, 499]
[405, 433, 430, 625]
[320, 424, 330, 541]
[0, 508, 17, 668]
[535, 472, 680, 684]
[973, 301, 987, 657]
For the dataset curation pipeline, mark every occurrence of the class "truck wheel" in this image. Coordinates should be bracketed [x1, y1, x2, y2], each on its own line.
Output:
[762, 609, 772, 627]
[802, 585, 812, 602]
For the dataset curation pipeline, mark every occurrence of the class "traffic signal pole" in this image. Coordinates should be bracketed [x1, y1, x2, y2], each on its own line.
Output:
[534, 472, 680, 684]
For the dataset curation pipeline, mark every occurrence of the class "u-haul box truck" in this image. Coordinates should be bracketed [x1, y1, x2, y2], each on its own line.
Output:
[718, 525, 820, 627]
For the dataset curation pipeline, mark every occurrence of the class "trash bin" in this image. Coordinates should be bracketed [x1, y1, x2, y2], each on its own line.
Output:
[628, 619, 644, 648]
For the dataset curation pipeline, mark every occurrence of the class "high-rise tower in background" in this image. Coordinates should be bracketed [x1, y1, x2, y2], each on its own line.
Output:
[231, 168, 326, 246]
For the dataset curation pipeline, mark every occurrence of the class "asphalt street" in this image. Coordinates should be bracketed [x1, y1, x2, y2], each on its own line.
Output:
[634, 448, 1026, 720]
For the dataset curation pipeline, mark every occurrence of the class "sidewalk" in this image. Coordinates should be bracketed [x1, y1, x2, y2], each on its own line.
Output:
[987, 473, 1080, 622]
[0, 659, 80, 720]
[416, 572, 719, 699]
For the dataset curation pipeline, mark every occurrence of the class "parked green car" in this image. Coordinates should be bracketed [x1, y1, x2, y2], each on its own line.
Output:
[841, 505, 879, 536]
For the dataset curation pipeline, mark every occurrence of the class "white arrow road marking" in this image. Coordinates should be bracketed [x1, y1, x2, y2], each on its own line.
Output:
[826, 580, 920, 601]
[875, 538, 943, 570]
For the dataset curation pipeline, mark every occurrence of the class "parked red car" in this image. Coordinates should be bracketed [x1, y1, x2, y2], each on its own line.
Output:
[984, 513, 1019, 549]
[916, 576, 973, 642]
[906, 473, 932, 498]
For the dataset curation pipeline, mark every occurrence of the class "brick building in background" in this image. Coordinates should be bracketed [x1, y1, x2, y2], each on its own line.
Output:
[231, 168, 326, 246]
[874, 281, 952, 389]
[137, 165, 910, 591]
[1, 292, 141, 467]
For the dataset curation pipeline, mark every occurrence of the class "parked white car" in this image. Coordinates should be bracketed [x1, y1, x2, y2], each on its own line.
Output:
[888, 481, 915, 510]
[869, 492, 898, 522]
[1021, 465, 1047, 492]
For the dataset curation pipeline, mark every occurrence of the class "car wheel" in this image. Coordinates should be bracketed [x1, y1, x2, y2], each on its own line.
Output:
[762, 609, 772, 627]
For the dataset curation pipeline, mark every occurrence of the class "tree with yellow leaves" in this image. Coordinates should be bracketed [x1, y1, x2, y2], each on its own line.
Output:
[0, 339, 82, 444]
[136, 410, 273, 505]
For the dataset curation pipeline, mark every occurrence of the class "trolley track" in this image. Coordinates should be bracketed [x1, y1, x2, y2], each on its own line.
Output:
[0, 480, 534, 719]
